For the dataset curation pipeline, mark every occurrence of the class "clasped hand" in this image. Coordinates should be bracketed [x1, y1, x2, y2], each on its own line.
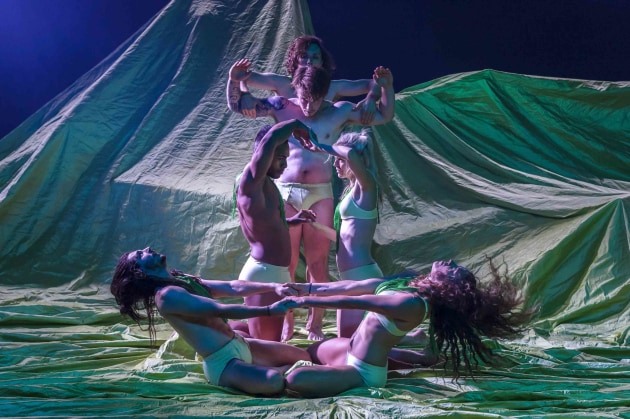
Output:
[267, 298, 301, 315]
[277, 282, 312, 297]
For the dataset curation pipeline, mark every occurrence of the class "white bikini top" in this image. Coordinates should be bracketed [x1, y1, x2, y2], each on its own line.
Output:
[338, 191, 378, 220]
[369, 290, 428, 336]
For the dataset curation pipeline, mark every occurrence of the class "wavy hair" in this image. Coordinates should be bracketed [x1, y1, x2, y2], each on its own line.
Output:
[285, 35, 335, 77]
[110, 252, 200, 346]
[411, 258, 533, 379]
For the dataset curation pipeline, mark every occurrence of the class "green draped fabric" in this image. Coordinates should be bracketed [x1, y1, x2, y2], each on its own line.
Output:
[0, 0, 628, 417]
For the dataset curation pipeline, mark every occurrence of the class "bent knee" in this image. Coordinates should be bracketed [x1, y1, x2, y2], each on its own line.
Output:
[284, 368, 312, 395]
[262, 369, 285, 395]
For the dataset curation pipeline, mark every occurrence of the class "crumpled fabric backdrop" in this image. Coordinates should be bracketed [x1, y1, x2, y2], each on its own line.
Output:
[0, 0, 628, 417]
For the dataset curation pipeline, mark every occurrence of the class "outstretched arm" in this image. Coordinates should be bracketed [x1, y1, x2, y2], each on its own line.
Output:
[242, 68, 381, 123]
[244, 73, 377, 105]
[200, 279, 297, 299]
[244, 71, 293, 96]
[156, 286, 295, 319]
[290, 276, 387, 297]
[284, 292, 423, 322]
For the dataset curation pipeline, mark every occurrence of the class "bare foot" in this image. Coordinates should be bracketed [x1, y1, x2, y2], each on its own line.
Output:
[307, 328, 325, 341]
[305, 307, 324, 341]
[308, 330, 325, 341]
[281, 311, 295, 342]
[306, 318, 324, 341]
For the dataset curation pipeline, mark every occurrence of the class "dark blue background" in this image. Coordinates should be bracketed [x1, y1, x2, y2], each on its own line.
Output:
[1, 0, 628, 138]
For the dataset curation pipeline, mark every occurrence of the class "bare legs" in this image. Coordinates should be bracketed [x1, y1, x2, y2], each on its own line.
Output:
[302, 198, 333, 340]
[283, 198, 333, 342]
[284, 364, 363, 398]
[216, 338, 312, 396]
[284, 336, 361, 397]
[219, 359, 286, 396]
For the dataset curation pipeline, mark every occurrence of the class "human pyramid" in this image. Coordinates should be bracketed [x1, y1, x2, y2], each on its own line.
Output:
[111, 36, 532, 398]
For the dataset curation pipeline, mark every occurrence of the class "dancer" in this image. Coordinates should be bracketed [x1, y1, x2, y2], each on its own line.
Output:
[227, 59, 395, 342]
[305, 129, 383, 337]
[305, 130, 429, 345]
[238, 35, 381, 124]
[282, 259, 533, 398]
[110, 247, 311, 396]
[235, 119, 318, 342]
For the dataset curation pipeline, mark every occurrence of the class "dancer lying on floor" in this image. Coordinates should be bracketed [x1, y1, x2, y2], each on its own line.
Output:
[282, 259, 533, 398]
[110, 247, 310, 396]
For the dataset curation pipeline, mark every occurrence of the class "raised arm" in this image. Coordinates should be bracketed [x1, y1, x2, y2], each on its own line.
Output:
[330, 79, 380, 124]
[226, 59, 288, 118]
[226, 59, 251, 113]
[241, 118, 310, 193]
[373, 66, 395, 122]
[244, 71, 293, 97]
[328, 79, 375, 100]
[345, 66, 395, 126]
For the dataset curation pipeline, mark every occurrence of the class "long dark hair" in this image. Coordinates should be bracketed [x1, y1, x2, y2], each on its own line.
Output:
[110, 252, 200, 346]
[285, 35, 335, 77]
[412, 258, 533, 379]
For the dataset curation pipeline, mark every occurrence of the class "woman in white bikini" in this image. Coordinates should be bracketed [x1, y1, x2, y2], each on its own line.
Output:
[110, 247, 311, 396]
[308, 130, 382, 338]
[282, 259, 533, 398]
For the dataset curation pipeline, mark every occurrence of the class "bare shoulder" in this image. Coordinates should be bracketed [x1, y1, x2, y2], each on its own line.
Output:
[391, 292, 425, 322]
[155, 285, 186, 308]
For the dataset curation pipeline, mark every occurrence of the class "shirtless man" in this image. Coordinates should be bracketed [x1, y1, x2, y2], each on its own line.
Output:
[236, 119, 318, 342]
[239, 35, 381, 124]
[227, 60, 395, 341]
[110, 247, 311, 396]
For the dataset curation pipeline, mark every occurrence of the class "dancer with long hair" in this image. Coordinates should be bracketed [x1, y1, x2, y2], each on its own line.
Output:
[111, 247, 310, 396]
[282, 259, 533, 398]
